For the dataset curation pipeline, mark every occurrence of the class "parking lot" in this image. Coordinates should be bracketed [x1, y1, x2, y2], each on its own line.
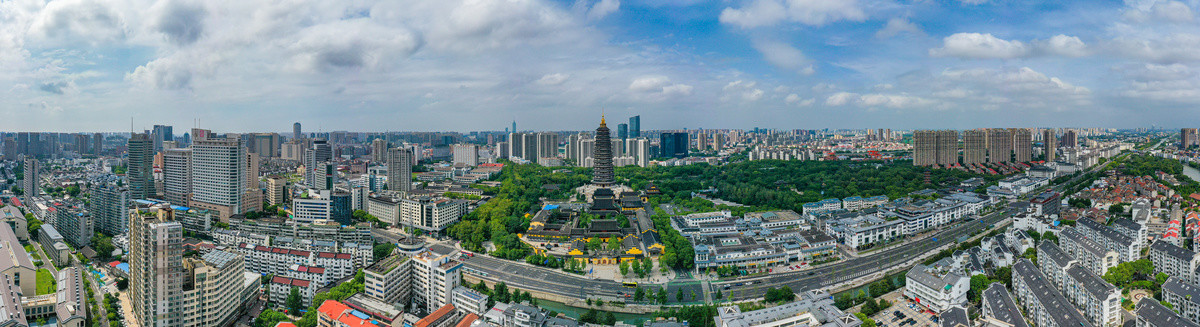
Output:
[871, 291, 938, 327]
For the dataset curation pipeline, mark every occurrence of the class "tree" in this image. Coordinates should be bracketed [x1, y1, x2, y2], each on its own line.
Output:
[1042, 231, 1059, 245]
[373, 243, 397, 262]
[969, 275, 990, 303]
[861, 298, 879, 316]
[1109, 203, 1126, 215]
[287, 287, 304, 314]
[657, 287, 667, 304]
[608, 237, 622, 251]
[587, 237, 603, 251]
[855, 313, 876, 327]
[116, 278, 128, 290]
[994, 266, 1013, 287]
[632, 259, 643, 278]
[676, 288, 683, 302]
[254, 309, 290, 327]
[634, 286, 645, 301]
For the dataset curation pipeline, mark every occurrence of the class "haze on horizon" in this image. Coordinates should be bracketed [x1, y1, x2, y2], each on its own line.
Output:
[2, 0, 1199, 132]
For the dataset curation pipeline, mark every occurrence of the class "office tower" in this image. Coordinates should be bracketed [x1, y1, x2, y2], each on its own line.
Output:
[163, 148, 193, 205]
[1183, 128, 1198, 149]
[617, 123, 628, 140]
[536, 132, 559, 160]
[592, 117, 615, 186]
[243, 152, 262, 212]
[508, 132, 524, 159]
[511, 121, 517, 134]
[247, 133, 280, 158]
[130, 204, 185, 327]
[372, 139, 389, 162]
[21, 157, 38, 204]
[152, 125, 173, 152]
[1044, 129, 1057, 162]
[962, 130, 987, 165]
[629, 115, 640, 138]
[190, 136, 248, 219]
[90, 183, 129, 235]
[452, 144, 479, 166]
[1011, 128, 1032, 162]
[293, 190, 334, 224]
[987, 128, 1011, 163]
[885, 128, 892, 141]
[660, 132, 689, 158]
[387, 147, 413, 192]
[293, 122, 303, 140]
[1061, 129, 1078, 148]
[265, 176, 286, 206]
[128, 133, 155, 199]
[331, 191, 352, 225]
[305, 139, 333, 190]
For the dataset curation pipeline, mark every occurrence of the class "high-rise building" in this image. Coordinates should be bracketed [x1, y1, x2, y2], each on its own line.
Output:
[128, 133, 155, 200]
[93, 133, 103, 154]
[55, 201, 91, 248]
[90, 183, 129, 235]
[387, 147, 413, 192]
[265, 176, 286, 207]
[2, 137, 15, 161]
[293, 122, 303, 140]
[130, 204, 185, 327]
[371, 138, 389, 163]
[617, 123, 628, 140]
[1011, 128, 1032, 163]
[1044, 129, 1058, 162]
[152, 125, 174, 152]
[578, 138, 595, 167]
[1182, 128, 1198, 149]
[305, 139, 333, 190]
[452, 144, 478, 166]
[913, 130, 958, 167]
[1061, 129, 1078, 148]
[400, 197, 467, 232]
[962, 130, 987, 165]
[713, 133, 726, 151]
[629, 115, 640, 138]
[163, 148, 193, 205]
[592, 117, 615, 186]
[660, 132, 689, 158]
[507, 132, 524, 160]
[410, 248, 463, 314]
[181, 251, 247, 327]
[522, 133, 538, 161]
[190, 136, 249, 220]
[987, 128, 1011, 163]
[248, 133, 281, 158]
[630, 137, 650, 167]
[536, 133, 559, 160]
[21, 157, 38, 204]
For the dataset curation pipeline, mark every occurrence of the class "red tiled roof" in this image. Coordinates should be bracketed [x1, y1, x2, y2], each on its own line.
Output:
[415, 304, 456, 327]
[274, 323, 296, 327]
[271, 276, 311, 287]
[295, 265, 326, 274]
[456, 313, 479, 327]
[317, 300, 375, 327]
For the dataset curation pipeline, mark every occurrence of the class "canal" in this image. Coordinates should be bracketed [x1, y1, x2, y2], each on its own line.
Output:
[534, 299, 656, 325]
[1184, 163, 1200, 182]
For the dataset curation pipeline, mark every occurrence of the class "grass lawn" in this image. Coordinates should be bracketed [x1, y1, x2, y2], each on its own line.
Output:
[36, 269, 55, 295]
[23, 244, 33, 253]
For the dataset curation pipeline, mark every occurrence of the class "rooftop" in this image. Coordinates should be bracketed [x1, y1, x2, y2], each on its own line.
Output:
[1136, 297, 1199, 327]
[1012, 259, 1092, 327]
[981, 283, 1028, 327]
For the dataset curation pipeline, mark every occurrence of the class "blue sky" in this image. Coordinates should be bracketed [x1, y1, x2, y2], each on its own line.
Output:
[1, 0, 1199, 132]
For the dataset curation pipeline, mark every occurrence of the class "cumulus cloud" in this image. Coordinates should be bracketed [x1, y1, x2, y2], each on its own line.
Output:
[876, 18, 922, 39]
[1110, 33, 1200, 63]
[38, 81, 73, 95]
[151, 0, 207, 46]
[785, 94, 814, 106]
[930, 33, 1088, 59]
[28, 0, 126, 45]
[824, 92, 935, 109]
[751, 39, 813, 74]
[723, 80, 764, 101]
[536, 73, 569, 85]
[719, 0, 866, 28]
[929, 33, 1029, 59]
[587, 0, 620, 20]
[289, 19, 421, 72]
[629, 75, 692, 97]
[1128, 1, 1194, 23]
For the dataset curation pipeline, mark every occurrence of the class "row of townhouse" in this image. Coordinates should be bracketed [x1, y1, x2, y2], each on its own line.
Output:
[213, 229, 374, 268]
[1011, 259, 1095, 327]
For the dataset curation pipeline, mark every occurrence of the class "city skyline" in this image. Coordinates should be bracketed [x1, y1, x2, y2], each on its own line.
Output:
[3, 0, 1200, 132]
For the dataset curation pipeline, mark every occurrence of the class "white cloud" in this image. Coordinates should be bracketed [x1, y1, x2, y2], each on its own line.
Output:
[956, 0, 988, 4]
[723, 80, 764, 101]
[587, 0, 620, 20]
[823, 92, 935, 109]
[288, 19, 421, 72]
[1111, 33, 1200, 63]
[875, 18, 922, 39]
[930, 33, 1089, 59]
[751, 39, 813, 74]
[28, 0, 127, 46]
[825, 92, 858, 106]
[1152, 1, 1194, 22]
[785, 94, 814, 106]
[536, 73, 570, 85]
[929, 33, 1029, 59]
[150, 0, 207, 46]
[629, 75, 692, 98]
[719, 0, 866, 28]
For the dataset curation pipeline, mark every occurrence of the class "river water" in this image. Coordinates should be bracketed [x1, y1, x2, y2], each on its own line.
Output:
[1185, 163, 1200, 182]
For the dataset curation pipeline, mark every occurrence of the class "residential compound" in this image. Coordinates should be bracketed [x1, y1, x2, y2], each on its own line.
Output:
[824, 193, 992, 249]
[128, 201, 257, 327]
[368, 192, 468, 232]
[714, 290, 862, 327]
[801, 195, 888, 216]
[364, 245, 463, 316]
[1011, 259, 1094, 327]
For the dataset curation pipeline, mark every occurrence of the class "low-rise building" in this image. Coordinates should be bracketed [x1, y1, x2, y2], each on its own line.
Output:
[824, 213, 905, 249]
[269, 276, 315, 308]
[1038, 241, 1075, 290]
[452, 286, 489, 316]
[1136, 297, 1199, 327]
[981, 282, 1028, 327]
[1149, 241, 1200, 285]
[1059, 227, 1118, 277]
[1162, 277, 1200, 325]
[1061, 265, 1121, 327]
[903, 264, 969, 312]
[37, 225, 70, 267]
[715, 289, 861, 327]
[1075, 218, 1140, 263]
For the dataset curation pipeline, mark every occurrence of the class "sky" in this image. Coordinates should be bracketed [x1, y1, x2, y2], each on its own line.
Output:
[2, 0, 1200, 132]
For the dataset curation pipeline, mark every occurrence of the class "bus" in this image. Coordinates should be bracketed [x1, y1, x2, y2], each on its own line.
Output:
[622, 282, 637, 288]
